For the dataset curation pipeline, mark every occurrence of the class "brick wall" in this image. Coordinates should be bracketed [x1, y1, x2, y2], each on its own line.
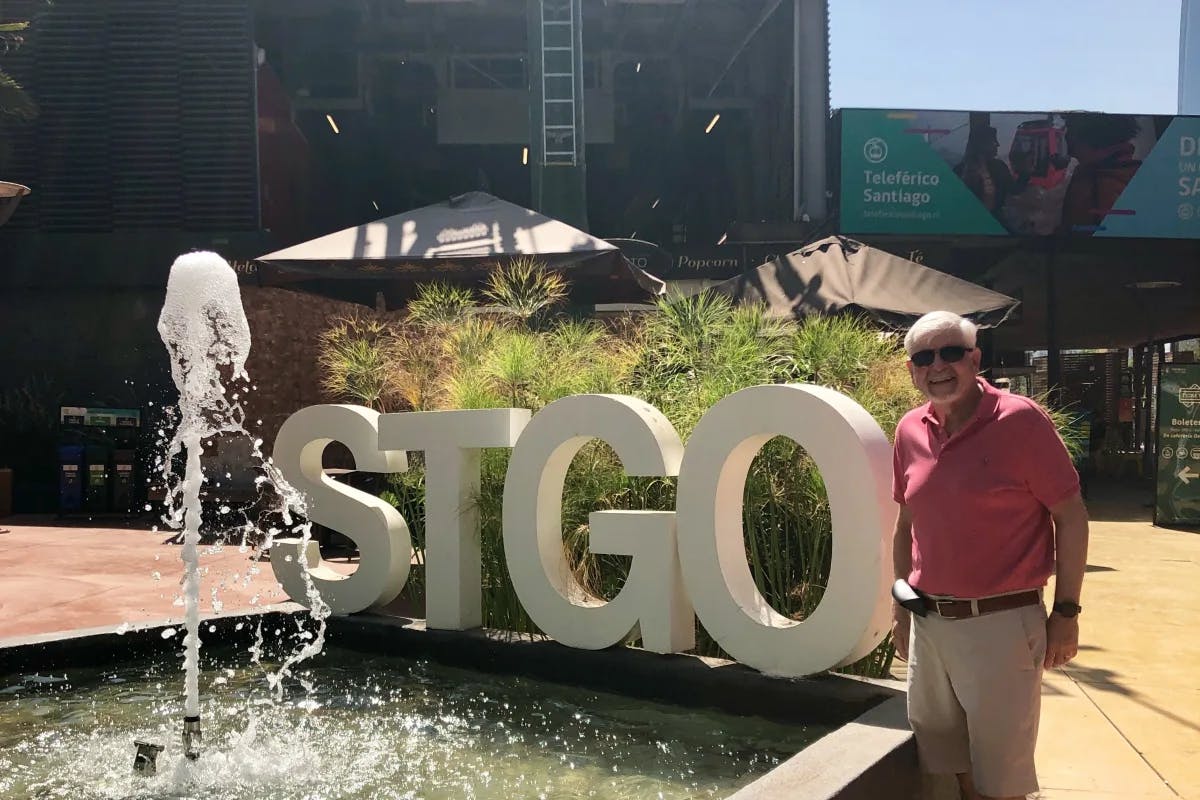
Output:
[239, 285, 387, 451]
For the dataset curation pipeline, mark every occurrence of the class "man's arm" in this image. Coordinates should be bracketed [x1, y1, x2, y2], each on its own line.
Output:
[891, 504, 913, 660]
[1046, 491, 1089, 669]
[893, 503, 912, 581]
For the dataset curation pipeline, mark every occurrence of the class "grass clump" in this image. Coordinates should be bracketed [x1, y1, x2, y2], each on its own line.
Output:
[318, 268, 927, 676]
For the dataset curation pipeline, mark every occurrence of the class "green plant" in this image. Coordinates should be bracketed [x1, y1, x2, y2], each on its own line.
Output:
[316, 282, 927, 677]
[1037, 393, 1088, 461]
[317, 314, 401, 412]
[444, 316, 500, 371]
[483, 330, 544, 408]
[1, 15, 39, 174]
[481, 256, 569, 324]
[0, 21, 36, 123]
[405, 281, 475, 331]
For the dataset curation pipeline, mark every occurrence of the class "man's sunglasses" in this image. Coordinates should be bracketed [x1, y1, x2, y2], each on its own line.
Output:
[910, 346, 973, 367]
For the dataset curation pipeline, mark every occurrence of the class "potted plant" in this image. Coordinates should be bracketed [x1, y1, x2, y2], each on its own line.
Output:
[0, 17, 35, 226]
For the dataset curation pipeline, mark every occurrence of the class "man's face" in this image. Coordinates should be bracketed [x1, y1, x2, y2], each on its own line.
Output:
[908, 330, 982, 406]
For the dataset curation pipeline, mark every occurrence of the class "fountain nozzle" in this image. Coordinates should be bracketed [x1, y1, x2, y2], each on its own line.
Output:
[182, 715, 202, 761]
[133, 740, 165, 776]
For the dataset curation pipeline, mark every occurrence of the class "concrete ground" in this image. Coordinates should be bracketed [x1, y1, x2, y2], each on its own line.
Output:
[1036, 482, 1200, 800]
[0, 481, 1197, 800]
[0, 515, 294, 640]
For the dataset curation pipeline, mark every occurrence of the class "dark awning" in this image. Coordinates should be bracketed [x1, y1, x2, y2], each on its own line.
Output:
[705, 236, 1019, 329]
[256, 191, 664, 302]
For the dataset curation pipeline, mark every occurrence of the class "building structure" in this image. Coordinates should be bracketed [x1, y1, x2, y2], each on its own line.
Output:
[1, 0, 1197, 509]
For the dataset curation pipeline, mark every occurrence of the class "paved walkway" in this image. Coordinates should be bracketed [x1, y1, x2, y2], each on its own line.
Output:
[0, 515, 293, 640]
[1, 482, 1197, 800]
[1036, 483, 1199, 800]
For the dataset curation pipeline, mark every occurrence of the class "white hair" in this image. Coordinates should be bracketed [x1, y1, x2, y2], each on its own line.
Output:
[904, 311, 978, 355]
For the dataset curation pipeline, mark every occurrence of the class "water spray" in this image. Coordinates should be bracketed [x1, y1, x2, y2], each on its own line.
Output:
[132, 250, 329, 773]
[139, 251, 251, 768]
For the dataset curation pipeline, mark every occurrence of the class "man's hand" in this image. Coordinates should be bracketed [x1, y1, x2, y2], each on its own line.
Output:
[1044, 612, 1079, 669]
[891, 605, 911, 661]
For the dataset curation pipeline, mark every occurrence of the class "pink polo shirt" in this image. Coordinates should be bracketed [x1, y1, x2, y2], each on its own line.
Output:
[892, 379, 1080, 598]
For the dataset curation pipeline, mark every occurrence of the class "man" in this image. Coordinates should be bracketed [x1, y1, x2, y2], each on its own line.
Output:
[953, 125, 1026, 218]
[1060, 113, 1141, 233]
[892, 311, 1089, 800]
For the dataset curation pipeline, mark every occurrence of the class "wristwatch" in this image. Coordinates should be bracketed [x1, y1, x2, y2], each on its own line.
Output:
[1052, 600, 1082, 618]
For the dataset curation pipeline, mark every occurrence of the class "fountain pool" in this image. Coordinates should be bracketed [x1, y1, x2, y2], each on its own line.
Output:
[2, 635, 823, 799]
[0, 612, 914, 800]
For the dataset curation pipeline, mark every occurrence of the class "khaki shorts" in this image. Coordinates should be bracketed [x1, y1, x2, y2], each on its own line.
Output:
[907, 600, 1047, 798]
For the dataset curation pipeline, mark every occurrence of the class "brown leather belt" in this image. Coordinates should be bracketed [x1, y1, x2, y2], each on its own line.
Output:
[921, 590, 1041, 620]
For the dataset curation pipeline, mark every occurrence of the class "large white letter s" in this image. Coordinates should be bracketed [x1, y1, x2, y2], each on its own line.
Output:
[270, 404, 411, 615]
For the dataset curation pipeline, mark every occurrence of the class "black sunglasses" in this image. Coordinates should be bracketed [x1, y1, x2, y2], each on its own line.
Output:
[910, 346, 973, 367]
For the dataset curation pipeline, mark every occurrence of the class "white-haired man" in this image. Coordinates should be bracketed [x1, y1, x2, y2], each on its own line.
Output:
[892, 311, 1089, 800]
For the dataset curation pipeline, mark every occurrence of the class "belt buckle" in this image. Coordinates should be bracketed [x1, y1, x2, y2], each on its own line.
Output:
[933, 598, 957, 618]
[934, 598, 974, 619]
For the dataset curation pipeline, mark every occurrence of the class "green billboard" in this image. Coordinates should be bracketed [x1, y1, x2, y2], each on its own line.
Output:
[839, 109, 1200, 239]
[1155, 364, 1200, 526]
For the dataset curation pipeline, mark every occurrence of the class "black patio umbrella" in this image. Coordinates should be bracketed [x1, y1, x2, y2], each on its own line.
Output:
[256, 191, 665, 303]
[706, 236, 1019, 329]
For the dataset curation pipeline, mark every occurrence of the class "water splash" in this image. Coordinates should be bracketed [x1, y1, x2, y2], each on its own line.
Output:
[155, 251, 330, 753]
[157, 251, 252, 722]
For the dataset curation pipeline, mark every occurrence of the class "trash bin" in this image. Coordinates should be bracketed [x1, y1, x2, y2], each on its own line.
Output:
[112, 449, 136, 513]
[58, 445, 85, 513]
[84, 445, 111, 512]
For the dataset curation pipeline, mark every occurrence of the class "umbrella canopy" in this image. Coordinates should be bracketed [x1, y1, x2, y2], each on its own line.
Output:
[706, 236, 1019, 329]
[256, 191, 664, 301]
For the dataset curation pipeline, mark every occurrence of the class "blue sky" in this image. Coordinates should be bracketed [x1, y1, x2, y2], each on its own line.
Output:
[830, 0, 1182, 114]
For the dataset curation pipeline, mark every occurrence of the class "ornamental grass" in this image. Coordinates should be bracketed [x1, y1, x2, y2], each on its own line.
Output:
[317, 262, 928, 677]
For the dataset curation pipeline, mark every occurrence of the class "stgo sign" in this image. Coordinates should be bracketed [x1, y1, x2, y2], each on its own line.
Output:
[270, 385, 896, 678]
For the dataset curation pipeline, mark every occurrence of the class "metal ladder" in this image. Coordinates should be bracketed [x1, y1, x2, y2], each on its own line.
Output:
[539, 0, 578, 166]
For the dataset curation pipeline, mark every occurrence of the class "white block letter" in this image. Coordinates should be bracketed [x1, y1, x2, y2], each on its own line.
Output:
[378, 408, 530, 630]
[503, 395, 693, 652]
[675, 384, 894, 677]
[271, 404, 411, 615]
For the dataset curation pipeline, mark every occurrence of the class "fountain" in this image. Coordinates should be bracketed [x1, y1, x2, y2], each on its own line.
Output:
[147, 251, 337, 768]
[0, 251, 918, 799]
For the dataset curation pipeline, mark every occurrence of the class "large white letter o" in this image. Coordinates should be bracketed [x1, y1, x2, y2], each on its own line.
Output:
[675, 384, 894, 677]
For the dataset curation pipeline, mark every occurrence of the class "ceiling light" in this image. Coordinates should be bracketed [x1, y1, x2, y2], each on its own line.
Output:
[717, 233, 728, 245]
[326, 114, 340, 134]
[522, 146, 529, 165]
[372, 201, 380, 211]
[636, 62, 642, 73]
[651, 197, 660, 209]
[1126, 280, 1182, 289]
[705, 113, 720, 134]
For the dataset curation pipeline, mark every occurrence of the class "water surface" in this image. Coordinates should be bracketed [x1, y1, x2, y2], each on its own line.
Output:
[0, 648, 822, 799]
